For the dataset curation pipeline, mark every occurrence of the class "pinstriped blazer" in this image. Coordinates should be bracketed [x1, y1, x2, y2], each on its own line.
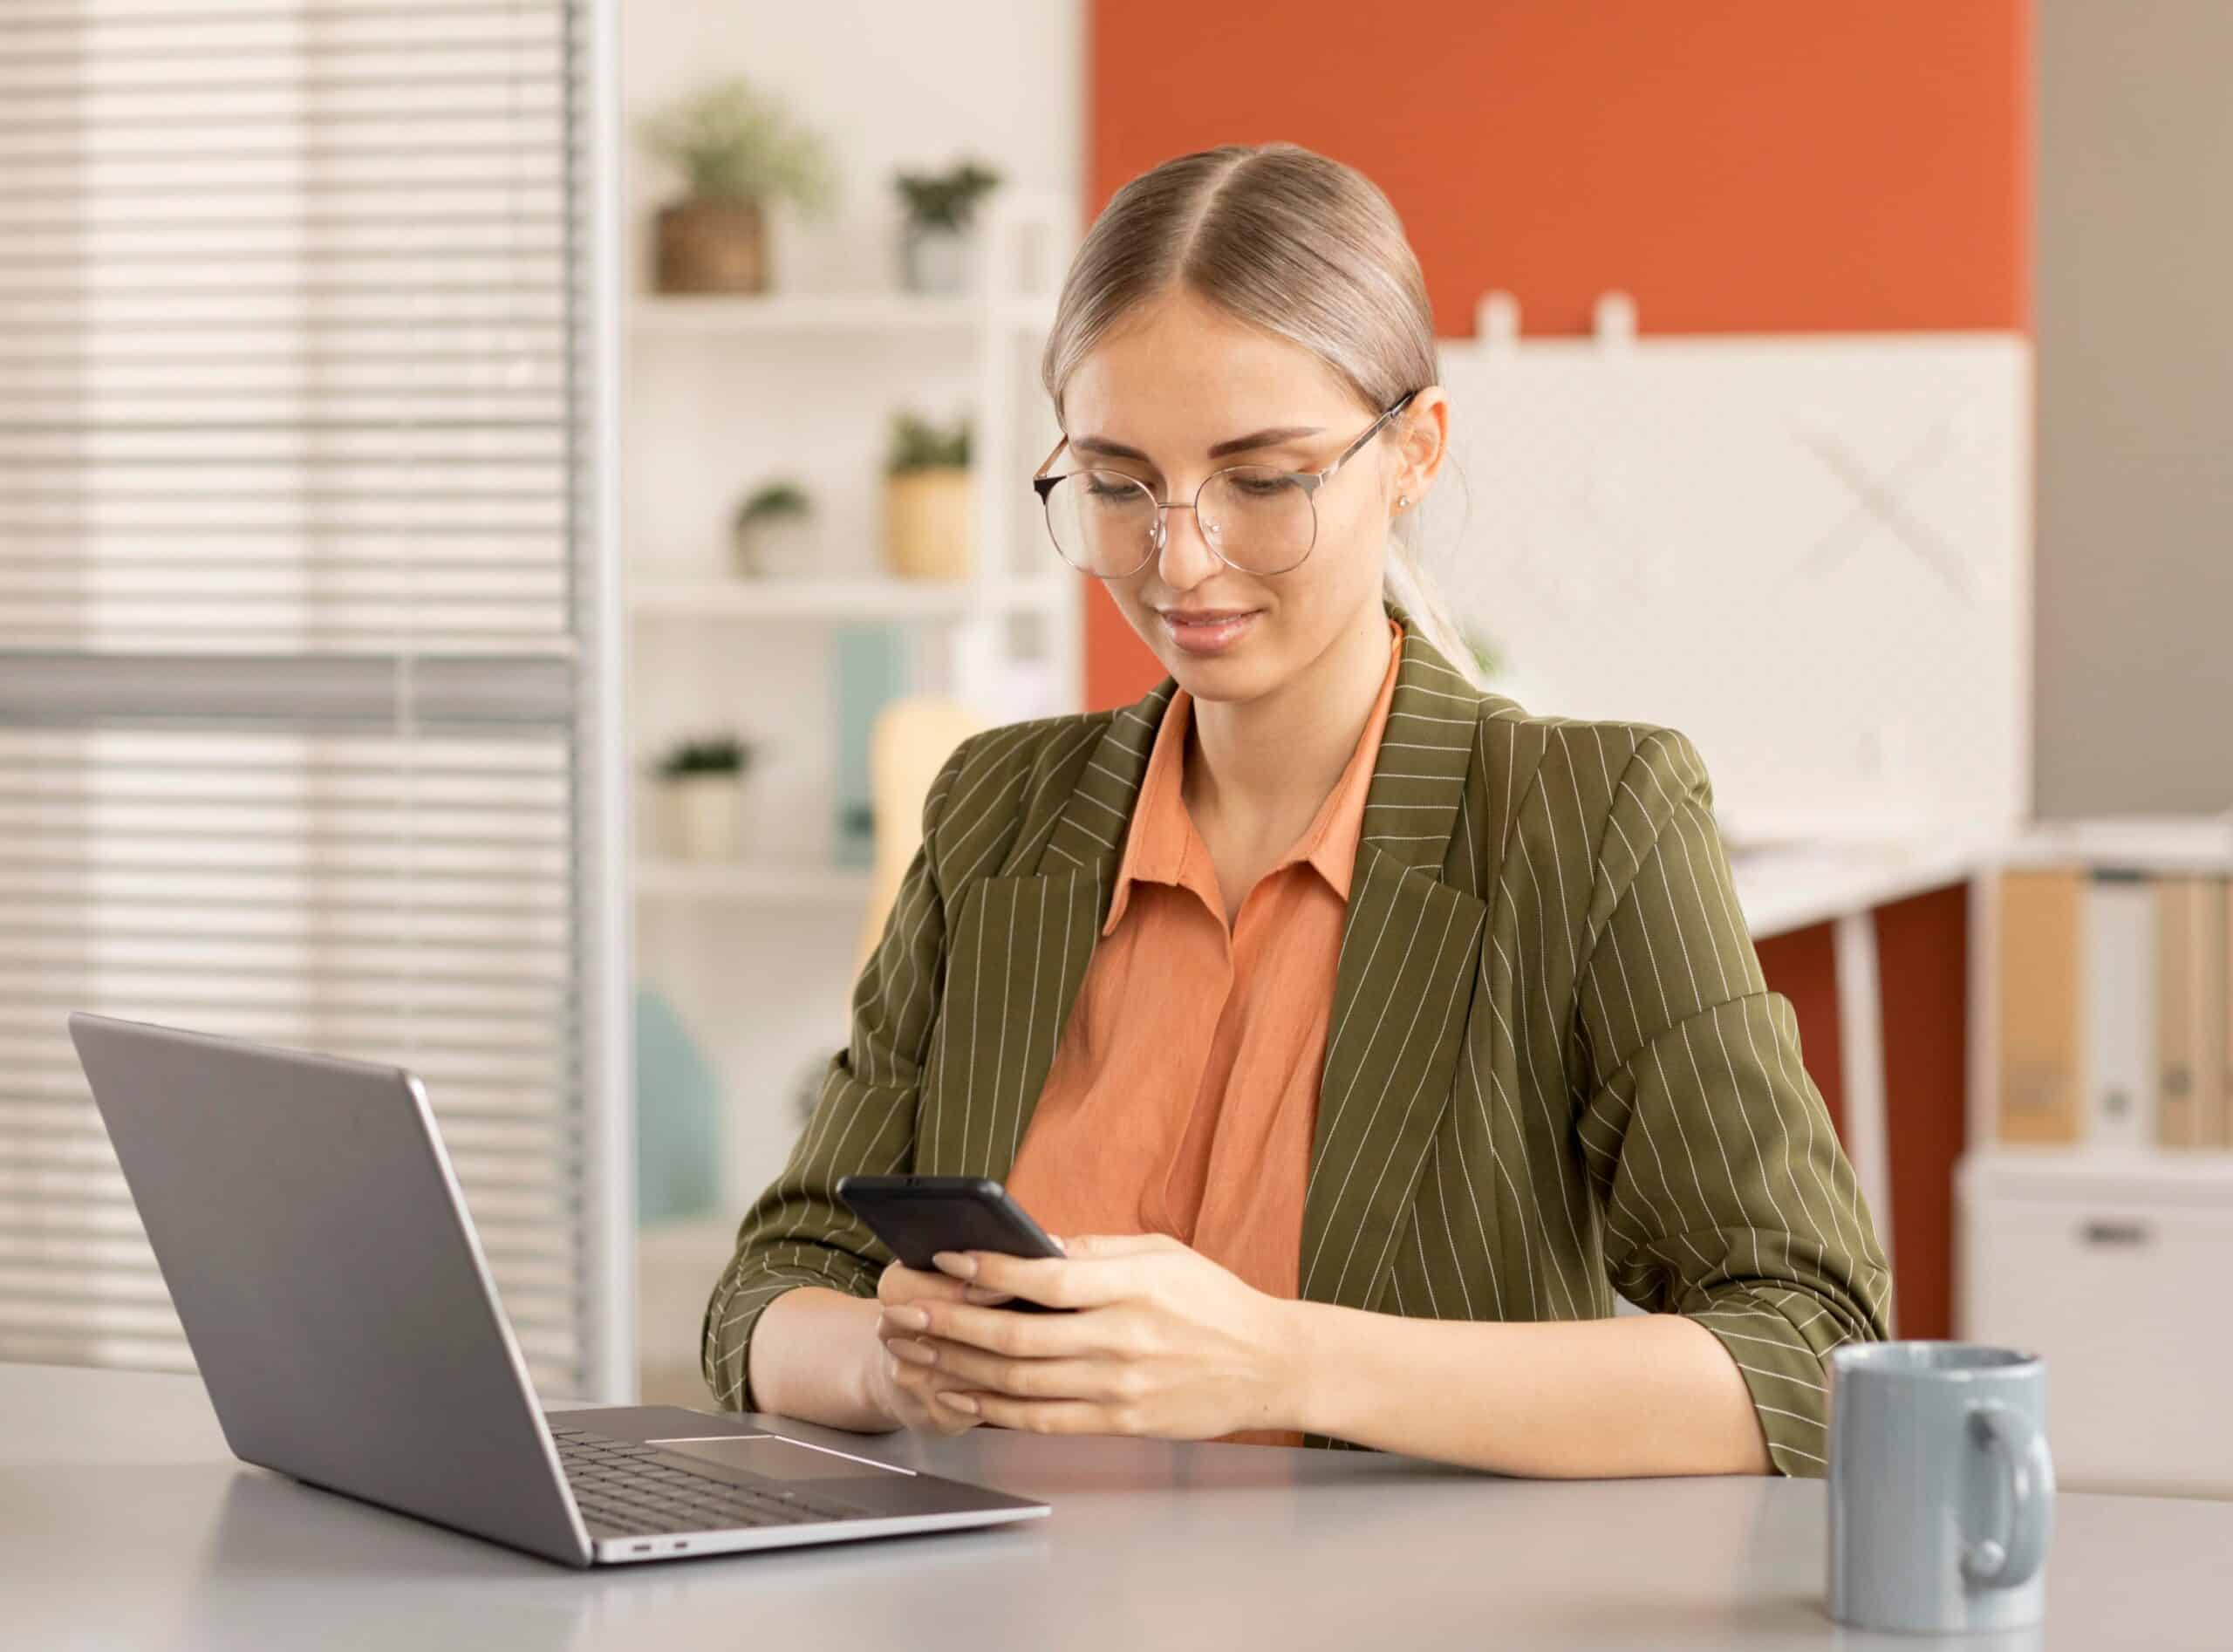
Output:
[703, 601, 1893, 1475]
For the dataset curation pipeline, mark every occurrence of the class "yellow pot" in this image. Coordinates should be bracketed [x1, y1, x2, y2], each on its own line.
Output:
[882, 468, 974, 581]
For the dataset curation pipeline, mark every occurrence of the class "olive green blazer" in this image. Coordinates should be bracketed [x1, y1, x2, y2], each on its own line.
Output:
[703, 602, 1892, 1475]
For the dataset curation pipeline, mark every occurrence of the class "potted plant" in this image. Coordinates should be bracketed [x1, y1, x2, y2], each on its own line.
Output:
[636, 77, 837, 294]
[893, 159, 1001, 295]
[882, 409, 973, 581]
[648, 731, 753, 862]
[731, 479, 816, 577]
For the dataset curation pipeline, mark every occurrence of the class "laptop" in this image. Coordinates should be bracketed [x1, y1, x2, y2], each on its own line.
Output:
[66, 1010, 1048, 1567]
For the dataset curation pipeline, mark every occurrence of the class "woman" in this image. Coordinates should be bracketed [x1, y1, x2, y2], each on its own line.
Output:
[703, 142, 1890, 1479]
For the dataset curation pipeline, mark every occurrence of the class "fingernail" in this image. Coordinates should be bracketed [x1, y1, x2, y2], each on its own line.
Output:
[932, 1251, 977, 1280]
[962, 1285, 1007, 1306]
[942, 1392, 980, 1415]
[889, 1338, 936, 1366]
[884, 1304, 928, 1331]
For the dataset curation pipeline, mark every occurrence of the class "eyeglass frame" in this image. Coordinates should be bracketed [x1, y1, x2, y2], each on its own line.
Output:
[1028, 386, 1423, 578]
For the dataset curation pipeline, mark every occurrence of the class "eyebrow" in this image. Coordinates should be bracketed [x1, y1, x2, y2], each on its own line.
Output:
[1068, 425, 1326, 464]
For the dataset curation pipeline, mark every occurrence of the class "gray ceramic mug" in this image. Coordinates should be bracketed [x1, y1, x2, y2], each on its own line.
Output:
[1827, 1342, 2055, 1635]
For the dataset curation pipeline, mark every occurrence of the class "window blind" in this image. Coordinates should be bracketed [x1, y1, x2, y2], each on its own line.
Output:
[0, 0, 633, 1399]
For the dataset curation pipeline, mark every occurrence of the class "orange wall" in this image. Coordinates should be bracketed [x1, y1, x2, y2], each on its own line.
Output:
[1081, 0, 2032, 710]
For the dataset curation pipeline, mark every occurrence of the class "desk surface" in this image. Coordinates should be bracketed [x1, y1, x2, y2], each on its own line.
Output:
[6, 1362, 2227, 1651]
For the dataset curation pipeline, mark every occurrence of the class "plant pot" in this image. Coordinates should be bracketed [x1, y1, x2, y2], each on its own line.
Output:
[881, 468, 974, 580]
[900, 222, 974, 295]
[653, 773, 744, 861]
[654, 198, 768, 295]
[733, 515, 818, 578]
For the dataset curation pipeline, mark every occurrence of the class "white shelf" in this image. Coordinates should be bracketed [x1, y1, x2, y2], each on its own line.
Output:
[627, 571, 1073, 621]
[634, 857, 871, 904]
[631, 292, 1056, 337]
[1727, 840, 1981, 939]
[1991, 816, 2233, 875]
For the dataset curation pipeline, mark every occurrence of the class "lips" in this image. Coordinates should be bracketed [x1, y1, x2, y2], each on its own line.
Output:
[1158, 607, 1260, 656]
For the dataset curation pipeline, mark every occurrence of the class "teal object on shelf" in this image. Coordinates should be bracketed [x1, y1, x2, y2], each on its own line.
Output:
[632, 985, 720, 1225]
[830, 623, 914, 868]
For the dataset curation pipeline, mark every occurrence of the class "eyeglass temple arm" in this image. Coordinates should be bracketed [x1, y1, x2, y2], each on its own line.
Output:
[1319, 387, 1422, 481]
[1030, 435, 1068, 502]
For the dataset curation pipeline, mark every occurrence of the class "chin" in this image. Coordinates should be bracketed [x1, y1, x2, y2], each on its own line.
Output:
[1158, 638, 1280, 706]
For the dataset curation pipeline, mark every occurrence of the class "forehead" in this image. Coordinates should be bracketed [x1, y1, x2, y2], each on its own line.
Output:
[1061, 289, 1362, 440]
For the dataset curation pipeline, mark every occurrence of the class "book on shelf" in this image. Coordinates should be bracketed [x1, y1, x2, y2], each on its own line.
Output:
[2082, 870, 2157, 1149]
[1995, 867, 2086, 1144]
[2155, 876, 2228, 1148]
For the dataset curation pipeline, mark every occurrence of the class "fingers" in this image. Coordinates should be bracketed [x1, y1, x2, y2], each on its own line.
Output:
[907, 1336, 1130, 1403]
[876, 1259, 977, 1307]
[962, 1393, 1128, 1436]
[932, 1249, 1146, 1310]
[1054, 1232, 1178, 1259]
[888, 1295, 1112, 1357]
[879, 1345, 983, 1436]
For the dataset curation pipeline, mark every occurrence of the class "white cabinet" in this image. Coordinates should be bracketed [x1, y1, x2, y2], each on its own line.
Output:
[1957, 1150, 2233, 1495]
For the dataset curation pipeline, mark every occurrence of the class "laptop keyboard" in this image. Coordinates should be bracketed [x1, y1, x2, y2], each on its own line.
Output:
[550, 1427, 877, 1534]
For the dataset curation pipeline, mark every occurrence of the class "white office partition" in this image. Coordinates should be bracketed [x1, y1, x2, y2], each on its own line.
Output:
[0, 0, 634, 1400]
[1422, 300, 2031, 843]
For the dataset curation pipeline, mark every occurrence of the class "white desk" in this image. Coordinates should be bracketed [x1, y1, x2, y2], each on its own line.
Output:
[1728, 840, 1981, 1297]
[7, 1362, 2228, 1650]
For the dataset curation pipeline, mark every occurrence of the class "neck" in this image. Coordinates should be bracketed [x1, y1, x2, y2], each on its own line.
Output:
[1183, 600, 1395, 846]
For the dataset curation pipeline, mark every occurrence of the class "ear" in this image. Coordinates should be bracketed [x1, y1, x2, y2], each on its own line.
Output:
[1390, 385, 1451, 506]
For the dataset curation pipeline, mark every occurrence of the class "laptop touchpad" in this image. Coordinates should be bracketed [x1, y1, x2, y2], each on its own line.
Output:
[652, 1435, 907, 1481]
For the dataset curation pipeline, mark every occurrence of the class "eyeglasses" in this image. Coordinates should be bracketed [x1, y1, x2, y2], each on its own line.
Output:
[1029, 388, 1421, 578]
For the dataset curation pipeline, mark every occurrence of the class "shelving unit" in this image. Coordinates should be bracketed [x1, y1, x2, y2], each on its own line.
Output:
[624, 185, 1081, 886]
[622, 188, 1083, 1251]
[1956, 816, 2233, 1493]
[1964, 818, 2233, 1154]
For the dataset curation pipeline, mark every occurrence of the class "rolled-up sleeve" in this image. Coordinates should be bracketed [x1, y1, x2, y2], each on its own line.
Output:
[699, 740, 966, 1412]
[1572, 728, 1893, 1477]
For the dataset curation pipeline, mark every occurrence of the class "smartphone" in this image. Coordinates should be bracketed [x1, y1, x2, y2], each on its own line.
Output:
[836, 1174, 1068, 1312]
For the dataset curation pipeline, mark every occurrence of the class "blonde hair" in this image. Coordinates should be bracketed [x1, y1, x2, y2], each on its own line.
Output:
[1039, 141, 1476, 682]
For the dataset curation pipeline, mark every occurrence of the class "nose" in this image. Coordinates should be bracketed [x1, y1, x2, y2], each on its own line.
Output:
[1152, 499, 1222, 590]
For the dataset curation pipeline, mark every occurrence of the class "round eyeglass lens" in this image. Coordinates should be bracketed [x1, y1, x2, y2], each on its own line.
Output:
[1042, 470, 1157, 576]
[1197, 466, 1317, 573]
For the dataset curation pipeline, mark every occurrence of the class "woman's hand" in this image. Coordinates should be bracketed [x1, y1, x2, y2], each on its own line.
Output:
[865, 1258, 994, 1436]
[875, 1232, 1302, 1438]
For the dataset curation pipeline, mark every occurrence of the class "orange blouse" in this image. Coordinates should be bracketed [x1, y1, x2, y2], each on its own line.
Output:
[1003, 619, 1404, 1445]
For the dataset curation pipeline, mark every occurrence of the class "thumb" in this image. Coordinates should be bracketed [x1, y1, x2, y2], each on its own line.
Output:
[1057, 1232, 1171, 1259]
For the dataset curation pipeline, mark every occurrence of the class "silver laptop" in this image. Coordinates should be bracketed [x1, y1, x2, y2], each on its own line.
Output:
[67, 1010, 1047, 1567]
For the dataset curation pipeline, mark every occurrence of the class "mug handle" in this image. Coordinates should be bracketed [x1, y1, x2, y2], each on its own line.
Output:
[1962, 1398, 2055, 1590]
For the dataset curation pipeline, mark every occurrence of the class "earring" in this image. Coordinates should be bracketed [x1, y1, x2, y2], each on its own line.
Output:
[1396, 495, 1410, 511]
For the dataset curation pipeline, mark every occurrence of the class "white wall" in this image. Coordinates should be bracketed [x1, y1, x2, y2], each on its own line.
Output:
[620, 3, 1085, 1253]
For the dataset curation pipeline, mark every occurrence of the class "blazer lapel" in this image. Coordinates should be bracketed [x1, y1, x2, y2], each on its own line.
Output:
[916, 677, 1173, 1182]
[1299, 612, 1492, 1313]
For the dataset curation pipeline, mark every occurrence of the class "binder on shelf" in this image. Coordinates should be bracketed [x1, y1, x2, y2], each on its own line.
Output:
[1995, 867, 2085, 1145]
[2223, 878, 2233, 1147]
[2082, 870, 2158, 1148]
[2154, 876, 2228, 1148]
